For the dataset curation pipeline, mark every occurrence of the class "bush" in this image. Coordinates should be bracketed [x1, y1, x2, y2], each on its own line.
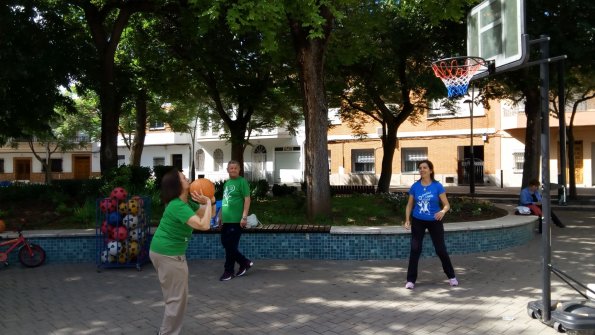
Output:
[152, 165, 175, 191]
[444, 196, 499, 220]
[272, 184, 298, 197]
[51, 179, 104, 199]
[0, 183, 53, 202]
[100, 165, 153, 196]
[384, 192, 409, 217]
[250, 179, 270, 198]
[72, 198, 96, 225]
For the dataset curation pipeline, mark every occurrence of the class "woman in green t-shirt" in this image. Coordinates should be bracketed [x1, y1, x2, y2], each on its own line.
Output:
[219, 160, 253, 281]
[150, 168, 212, 335]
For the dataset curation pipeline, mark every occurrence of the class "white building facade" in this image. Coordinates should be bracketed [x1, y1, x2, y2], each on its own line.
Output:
[115, 121, 306, 185]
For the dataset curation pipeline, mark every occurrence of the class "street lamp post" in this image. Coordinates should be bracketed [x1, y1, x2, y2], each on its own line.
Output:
[465, 88, 475, 195]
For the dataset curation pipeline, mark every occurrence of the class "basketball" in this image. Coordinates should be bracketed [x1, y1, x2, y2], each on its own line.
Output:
[190, 178, 215, 198]
[0, 219, 5, 233]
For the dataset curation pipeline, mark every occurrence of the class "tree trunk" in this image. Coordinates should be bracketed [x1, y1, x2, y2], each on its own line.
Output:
[521, 87, 541, 187]
[377, 122, 397, 193]
[301, 55, 332, 221]
[43, 143, 53, 184]
[98, 62, 119, 174]
[230, 129, 247, 176]
[81, 2, 151, 175]
[375, 59, 414, 193]
[189, 116, 198, 181]
[130, 89, 148, 166]
[289, 16, 333, 221]
[377, 137, 396, 193]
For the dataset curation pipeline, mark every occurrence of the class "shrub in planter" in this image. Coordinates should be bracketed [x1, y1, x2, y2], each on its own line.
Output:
[272, 184, 297, 197]
[251, 179, 270, 198]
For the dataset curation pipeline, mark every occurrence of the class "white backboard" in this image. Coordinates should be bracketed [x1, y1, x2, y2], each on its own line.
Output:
[467, 0, 527, 73]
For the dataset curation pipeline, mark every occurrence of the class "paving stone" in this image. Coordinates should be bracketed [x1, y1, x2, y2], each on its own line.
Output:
[1, 211, 592, 334]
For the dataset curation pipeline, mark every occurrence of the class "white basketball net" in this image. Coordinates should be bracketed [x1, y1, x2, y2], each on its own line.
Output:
[431, 57, 485, 98]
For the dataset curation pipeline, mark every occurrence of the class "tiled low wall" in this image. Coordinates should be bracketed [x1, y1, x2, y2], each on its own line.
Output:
[6, 209, 537, 264]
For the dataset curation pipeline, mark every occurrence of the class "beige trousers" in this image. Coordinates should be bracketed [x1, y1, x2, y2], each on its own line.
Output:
[150, 251, 188, 335]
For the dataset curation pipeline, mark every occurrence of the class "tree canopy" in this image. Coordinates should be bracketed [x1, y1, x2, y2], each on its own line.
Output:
[0, 2, 88, 144]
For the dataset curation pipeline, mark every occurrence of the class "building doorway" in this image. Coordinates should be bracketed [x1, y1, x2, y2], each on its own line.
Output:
[457, 145, 484, 185]
[73, 155, 91, 179]
[14, 158, 31, 181]
[274, 147, 301, 184]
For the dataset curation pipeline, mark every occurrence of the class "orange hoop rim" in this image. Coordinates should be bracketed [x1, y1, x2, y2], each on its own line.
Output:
[431, 56, 491, 98]
[431, 56, 487, 79]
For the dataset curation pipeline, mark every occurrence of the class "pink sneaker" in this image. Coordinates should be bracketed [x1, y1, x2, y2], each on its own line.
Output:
[449, 278, 459, 287]
[405, 282, 415, 289]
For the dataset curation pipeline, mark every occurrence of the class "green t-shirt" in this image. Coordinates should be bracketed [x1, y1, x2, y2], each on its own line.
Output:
[150, 198, 199, 256]
[222, 176, 250, 223]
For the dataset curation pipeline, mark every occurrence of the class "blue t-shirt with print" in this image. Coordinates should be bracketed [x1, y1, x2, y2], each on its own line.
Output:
[409, 180, 446, 222]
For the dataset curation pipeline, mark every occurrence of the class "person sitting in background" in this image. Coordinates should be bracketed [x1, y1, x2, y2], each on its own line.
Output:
[519, 178, 565, 233]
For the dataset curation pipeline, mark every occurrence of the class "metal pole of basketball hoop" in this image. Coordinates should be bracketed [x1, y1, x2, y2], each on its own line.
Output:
[539, 35, 552, 322]
[525, 35, 567, 323]
[464, 87, 475, 195]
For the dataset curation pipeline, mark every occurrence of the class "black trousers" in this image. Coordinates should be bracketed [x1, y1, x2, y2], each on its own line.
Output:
[220, 223, 249, 273]
[406, 217, 456, 283]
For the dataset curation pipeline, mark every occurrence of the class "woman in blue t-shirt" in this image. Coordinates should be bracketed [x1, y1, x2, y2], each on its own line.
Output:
[404, 159, 457, 289]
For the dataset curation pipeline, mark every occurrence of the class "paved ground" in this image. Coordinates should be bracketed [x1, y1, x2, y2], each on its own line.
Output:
[1, 210, 593, 335]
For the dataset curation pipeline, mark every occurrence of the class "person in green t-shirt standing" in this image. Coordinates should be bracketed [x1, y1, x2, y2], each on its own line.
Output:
[150, 168, 212, 335]
[219, 160, 253, 281]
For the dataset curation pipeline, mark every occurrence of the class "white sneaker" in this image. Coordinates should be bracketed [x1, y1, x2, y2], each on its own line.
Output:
[449, 278, 459, 287]
[405, 282, 415, 289]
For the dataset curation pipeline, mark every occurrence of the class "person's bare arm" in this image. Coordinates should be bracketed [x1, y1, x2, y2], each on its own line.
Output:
[186, 196, 212, 231]
[434, 193, 450, 221]
[240, 196, 251, 228]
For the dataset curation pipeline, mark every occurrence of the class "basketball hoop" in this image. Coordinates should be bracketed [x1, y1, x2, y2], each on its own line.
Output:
[431, 56, 491, 99]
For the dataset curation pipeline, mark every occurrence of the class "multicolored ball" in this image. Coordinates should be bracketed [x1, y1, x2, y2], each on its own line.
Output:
[127, 199, 140, 216]
[110, 187, 128, 202]
[118, 201, 129, 215]
[127, 241, 140, 257]
[107, 211, 121, 226]
[115, 226, 128, 241]
[99, 198, 117, 213]
[101, 250, 115, 263]
[123, 215, 139, 230]
[107, 241, 122, 256]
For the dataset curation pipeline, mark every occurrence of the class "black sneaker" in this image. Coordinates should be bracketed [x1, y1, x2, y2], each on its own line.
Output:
[236, 260, 253, 277]
[219, 271, 234, 281]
